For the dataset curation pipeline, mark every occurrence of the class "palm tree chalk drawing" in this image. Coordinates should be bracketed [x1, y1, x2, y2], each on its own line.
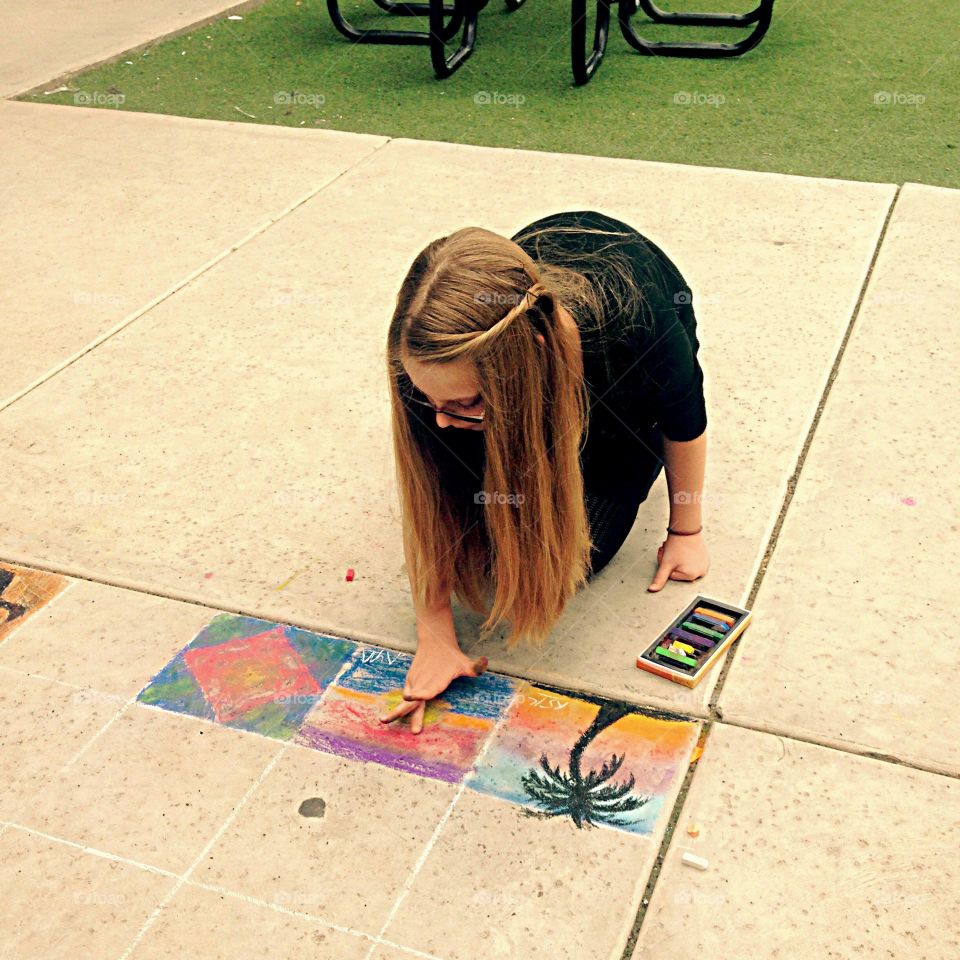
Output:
[469, 688, 698, 836]
[136, 613, 699, 837]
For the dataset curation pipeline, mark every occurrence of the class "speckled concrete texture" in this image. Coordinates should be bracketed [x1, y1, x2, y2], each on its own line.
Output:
[0, 0, 265, 98]
[1, 67, 957, 958]
[0, 827, 178, 960]
[381, 788, 661, 960]
[631, 722, 960, 960]
[0, 100, 386, 403]
[0, 668, 122, 822]
[0, 568, 699, 959]
[0, 576, 221, 695]
[0, 130, 896, 721]
[126, 883, 375, 960]
[191, 744, 460, 932]
[717, 183, 960, 774]
[16, 703, 283, 874]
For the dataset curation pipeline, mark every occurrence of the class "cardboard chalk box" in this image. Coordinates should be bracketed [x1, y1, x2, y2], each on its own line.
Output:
[636, 595, 753, 688]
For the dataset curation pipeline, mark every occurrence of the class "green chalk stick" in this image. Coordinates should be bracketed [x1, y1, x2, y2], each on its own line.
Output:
[682, 621, 726, 641]
[655, 645, 697, 668]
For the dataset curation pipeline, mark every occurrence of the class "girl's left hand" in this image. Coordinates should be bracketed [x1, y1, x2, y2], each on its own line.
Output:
[647, 532, 710, 592]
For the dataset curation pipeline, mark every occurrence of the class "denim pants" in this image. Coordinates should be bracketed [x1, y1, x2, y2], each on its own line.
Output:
[584, 422, 665, 581]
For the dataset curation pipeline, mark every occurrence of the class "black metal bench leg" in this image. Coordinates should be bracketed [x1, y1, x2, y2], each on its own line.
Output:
[572, 0, 613, 85]
[430, 0, 479, 76]
[619, 0, 775, 57]
[328, 0, 464, 44]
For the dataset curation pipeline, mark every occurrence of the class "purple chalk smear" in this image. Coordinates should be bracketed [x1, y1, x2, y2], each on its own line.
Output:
[296, 726, 465, 784]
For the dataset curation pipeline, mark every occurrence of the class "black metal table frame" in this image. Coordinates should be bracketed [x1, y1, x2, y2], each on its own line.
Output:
[326, 0, 526, 78]
[325, 0, 774, 82]
[573, 0, 777, 85]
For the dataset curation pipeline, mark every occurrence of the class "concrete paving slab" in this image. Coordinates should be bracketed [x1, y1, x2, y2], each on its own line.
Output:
[0, 133, 894, 718]
[0, 827, 177, 960]
[0, 0, 264, 99]
[1, 560, 699, 958]
[0, 668, 122, 821]
[15, 703, 282, 874]
[382, 788, 658, 960]
[631, 723, 960, 960]
[129, 882, 374, 960]
[0, 574, 223, 697]
[717, 183, 960, 774]
[0, 100, 386, 405]
[192, 744, 459, 934]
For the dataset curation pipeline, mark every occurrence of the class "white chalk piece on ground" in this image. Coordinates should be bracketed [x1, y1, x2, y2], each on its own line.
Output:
[681, 851, 709, 871]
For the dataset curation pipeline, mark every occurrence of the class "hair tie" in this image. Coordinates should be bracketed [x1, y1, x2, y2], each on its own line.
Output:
[498, 282, 549, 327]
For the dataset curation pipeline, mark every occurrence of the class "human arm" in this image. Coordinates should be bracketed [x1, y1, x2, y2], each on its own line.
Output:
[378, 586, 487, 734]
[648, 428, 710, 591]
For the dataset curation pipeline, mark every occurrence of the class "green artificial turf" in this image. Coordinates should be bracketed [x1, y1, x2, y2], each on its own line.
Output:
[18, 0, 959, 187]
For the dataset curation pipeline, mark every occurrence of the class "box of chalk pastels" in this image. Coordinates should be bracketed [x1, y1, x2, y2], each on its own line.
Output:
[636, 595, 752, 688]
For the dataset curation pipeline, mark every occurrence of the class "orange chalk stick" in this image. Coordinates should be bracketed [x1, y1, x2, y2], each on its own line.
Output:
[694, 606, 734, 625]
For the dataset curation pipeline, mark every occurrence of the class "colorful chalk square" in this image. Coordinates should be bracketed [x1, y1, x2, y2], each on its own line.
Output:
[295, 645, 521, 784]
[467, 685, 700, 836]
[0, 562, 71, 640]
[137, 614, 701, 837]
[137, 614, 356, 739]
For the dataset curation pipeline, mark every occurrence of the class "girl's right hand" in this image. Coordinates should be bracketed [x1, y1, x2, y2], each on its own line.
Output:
[378, 642, 488, 735]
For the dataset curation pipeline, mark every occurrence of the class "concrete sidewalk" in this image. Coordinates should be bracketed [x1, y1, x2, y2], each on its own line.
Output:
[0, 16, 957, 958]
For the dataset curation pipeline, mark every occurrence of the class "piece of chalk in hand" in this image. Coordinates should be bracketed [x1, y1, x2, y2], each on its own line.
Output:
[681, 851, 709, 871]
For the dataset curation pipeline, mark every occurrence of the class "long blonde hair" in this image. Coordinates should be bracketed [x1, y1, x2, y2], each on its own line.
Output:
[386, 218, 654, 651]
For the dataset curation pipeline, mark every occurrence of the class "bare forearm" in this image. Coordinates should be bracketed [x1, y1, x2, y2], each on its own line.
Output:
[413, 591, 460, 649]
[662, 430, 707, 532]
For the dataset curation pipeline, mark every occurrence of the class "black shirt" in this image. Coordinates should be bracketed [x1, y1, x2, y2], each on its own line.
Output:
[511, 209, 708, 501]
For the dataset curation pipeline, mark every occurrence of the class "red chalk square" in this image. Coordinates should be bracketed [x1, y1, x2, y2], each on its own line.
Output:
[184, 627, 321, 723]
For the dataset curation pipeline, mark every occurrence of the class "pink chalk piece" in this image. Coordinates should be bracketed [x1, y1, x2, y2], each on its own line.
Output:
[204, 572, 214, 579]
[901, 497, 916, 506]
[345, 568, 355, 581]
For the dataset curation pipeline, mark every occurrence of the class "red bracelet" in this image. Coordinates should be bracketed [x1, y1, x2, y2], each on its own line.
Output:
[666, 525, 702, 536]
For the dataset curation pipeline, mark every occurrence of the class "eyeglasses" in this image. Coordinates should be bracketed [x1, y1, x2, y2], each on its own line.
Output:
[404, 391, 485, 424]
